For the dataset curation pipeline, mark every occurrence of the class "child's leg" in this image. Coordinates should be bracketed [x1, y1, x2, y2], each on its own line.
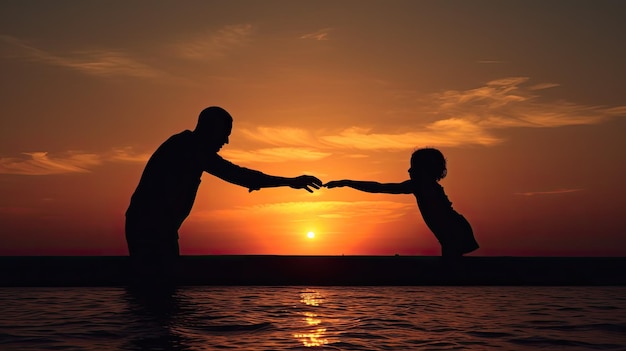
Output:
[441, 245, 462, 258]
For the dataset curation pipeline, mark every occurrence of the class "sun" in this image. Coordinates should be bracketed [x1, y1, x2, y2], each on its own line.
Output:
[307, 231, 315, 239]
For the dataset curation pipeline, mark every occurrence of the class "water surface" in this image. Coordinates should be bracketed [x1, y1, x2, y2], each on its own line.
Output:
[1, 286, 624, 350]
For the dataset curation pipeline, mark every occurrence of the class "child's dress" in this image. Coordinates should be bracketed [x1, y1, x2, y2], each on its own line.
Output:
[412, 180, 479, 256]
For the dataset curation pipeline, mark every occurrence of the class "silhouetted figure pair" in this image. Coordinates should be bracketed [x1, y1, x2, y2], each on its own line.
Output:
[126, 106, 478, 276]
[125, 106, 321, 278]
[325, 148, 479, 258]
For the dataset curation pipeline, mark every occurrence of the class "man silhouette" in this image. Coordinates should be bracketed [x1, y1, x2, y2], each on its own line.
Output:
[125, 106, 322, 263]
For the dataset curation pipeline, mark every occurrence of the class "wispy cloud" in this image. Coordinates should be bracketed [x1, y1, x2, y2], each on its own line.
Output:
[1, 24, 254, 79]
[0, 151, 101, 175]
[0, 147, 151, 175]
[0, 35, 162, 78]
[312, 200, 413, 221]
[515, 188, 584, 196]
[109, 147, 152, 163]
[320, 122, 501, 150]
[528, 82, 560, 91]
[238, 126, 319, 146]
[60, 50, 162, 78]
[237, 123, 499, 151]
[175, 24, 254, 60]
[220, 147, 331, 163]
[300, 28, 333, 41]
[436, 77, 530, 109]
[433, 77, 626, 128]
[238, 120, 500, 151]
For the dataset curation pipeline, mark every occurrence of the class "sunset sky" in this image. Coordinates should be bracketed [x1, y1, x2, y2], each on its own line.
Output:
[1, 1, 625, 256]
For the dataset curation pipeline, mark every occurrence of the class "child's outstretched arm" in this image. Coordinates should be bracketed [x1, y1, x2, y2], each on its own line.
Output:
[324, 180, 412, 194]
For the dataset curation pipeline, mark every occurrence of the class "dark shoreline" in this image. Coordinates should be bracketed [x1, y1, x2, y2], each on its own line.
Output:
[1, 255, 625, 287]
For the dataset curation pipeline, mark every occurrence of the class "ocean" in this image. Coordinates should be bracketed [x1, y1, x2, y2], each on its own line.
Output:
[1, 286, 624, 350]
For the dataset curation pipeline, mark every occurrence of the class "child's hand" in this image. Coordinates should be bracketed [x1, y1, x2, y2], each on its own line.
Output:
[324, 180, 347, 188]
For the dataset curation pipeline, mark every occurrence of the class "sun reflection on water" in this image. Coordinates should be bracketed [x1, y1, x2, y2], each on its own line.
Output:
[293, 289, 333, 347]
[293, 328, 329, 347]
[300, 289, 325, 306]
[303, 311, 321, 326]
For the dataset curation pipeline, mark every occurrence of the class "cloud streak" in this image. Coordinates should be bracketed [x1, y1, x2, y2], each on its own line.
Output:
[0, 152, 101, 175]
[300, 28, 333, 41]
[320, 122, 501, 150]
[434, 77, 625, 129]
[109, 147, 152, 163]
[0, 147, 151, 175]
[0, 35, 162, 78]
[1, 24, 254, 79]
[238, 127, 319, 147]
[515, 188, 584, 196]
[174, 24, 254, 60]
[220, 147, 331, 163]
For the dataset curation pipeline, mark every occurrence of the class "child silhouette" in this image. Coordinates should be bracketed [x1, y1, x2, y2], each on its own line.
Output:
[325, 148, 478, 257]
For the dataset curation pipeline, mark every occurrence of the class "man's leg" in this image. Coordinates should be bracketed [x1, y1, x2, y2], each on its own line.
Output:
[126, 228, 180, 286]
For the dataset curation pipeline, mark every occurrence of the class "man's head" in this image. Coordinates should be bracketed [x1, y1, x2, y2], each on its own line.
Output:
[194, 106, 233, 152]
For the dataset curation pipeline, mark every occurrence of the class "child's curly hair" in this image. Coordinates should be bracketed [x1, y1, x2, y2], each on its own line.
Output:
[410, 148, 447, 181]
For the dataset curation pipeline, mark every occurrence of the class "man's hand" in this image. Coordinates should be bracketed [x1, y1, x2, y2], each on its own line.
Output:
[290, 175, 322, 193]
[323, 180, 348, 189]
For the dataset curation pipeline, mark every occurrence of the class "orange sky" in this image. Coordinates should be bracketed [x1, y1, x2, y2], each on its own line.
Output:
[1, 1, 625, 256]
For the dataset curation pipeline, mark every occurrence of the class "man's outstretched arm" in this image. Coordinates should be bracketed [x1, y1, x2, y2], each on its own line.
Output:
[206, 154, 322, 192]
[248, 174, 321, 193]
